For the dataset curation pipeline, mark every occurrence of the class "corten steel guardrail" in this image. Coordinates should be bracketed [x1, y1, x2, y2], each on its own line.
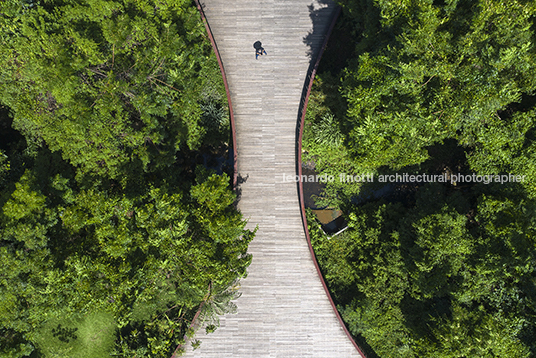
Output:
[194, 0, 238, 189]
[171, 2, 235, 355]
[296, 6, 368, 358]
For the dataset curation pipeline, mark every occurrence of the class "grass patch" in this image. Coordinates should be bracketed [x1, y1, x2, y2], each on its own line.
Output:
[34, 311, 116, 358]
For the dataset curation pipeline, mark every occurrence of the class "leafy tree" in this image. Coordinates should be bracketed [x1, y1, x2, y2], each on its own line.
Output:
[311, 181, 536, 357]
[0, 0, 216, 180]
[0, 165, 252, 357]
[0, 1, 251, 357]
[303, 0, 536, 207]
[339, 0, 536, 191]
[304, 0, 536, 356]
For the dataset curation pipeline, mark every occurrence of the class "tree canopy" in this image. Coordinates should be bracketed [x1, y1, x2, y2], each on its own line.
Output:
[311, 182, 536, 357]
[0, 1, 252, 357]
[304, 0, 536, 356]
[1, 0, 219, 179]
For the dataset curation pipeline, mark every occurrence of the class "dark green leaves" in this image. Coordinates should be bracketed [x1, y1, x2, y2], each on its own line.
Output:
[0, 1, 252, 357]
[0, 0, 213, 179]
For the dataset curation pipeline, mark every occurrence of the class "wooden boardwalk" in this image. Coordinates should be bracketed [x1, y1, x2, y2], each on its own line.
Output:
[183, 1, 363, 357]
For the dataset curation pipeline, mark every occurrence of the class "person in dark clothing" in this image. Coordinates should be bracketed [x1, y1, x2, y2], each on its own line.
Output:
[253, 41, 267, 59]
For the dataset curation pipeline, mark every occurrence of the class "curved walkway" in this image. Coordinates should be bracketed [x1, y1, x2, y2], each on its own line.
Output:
[183, 1, 363, 357]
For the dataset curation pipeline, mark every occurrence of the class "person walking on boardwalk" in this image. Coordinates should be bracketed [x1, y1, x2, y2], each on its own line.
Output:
[254, 41, 267, 59]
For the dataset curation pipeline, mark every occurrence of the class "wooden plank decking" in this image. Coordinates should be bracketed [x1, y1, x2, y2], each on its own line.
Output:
[183, 1, 363, 357]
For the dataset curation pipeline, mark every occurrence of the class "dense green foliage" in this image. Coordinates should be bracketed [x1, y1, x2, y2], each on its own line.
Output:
[341, 0, 536, 174]
[311, 182, 536, 357]
[305, 0, 536, 356]
[0, 1, 251, 357]
[1, 0, 225, 180]
[304, 0, 536, 205]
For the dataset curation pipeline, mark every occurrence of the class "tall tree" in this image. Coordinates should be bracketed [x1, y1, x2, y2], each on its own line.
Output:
[0, 1, 251, 357]
[338, 0, 536, 194]
[305, 1, 536, 355]
[1, 0, 215, 179]
[311, 182, 536, 357]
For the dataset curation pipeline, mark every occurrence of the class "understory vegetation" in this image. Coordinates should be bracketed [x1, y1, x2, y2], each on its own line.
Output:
[0, 0, 253, 357]
[305, 0, 536, 356]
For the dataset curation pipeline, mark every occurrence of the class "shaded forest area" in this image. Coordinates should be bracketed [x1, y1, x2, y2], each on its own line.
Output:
[304, 0, 536, 357]
[0, 0, 253, 357]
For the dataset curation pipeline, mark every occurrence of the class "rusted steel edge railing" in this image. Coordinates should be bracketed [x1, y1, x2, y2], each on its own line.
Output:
[171, 2, 236, 356]
[170, 301, 204, 358]
[195, 0, 238, 189]
[297, 6, 368, 358]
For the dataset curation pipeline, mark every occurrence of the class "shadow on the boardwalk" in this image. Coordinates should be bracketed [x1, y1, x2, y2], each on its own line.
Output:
[303, 0, 337, 59]
[297, 1, 340, 178]
[234, 173, 249, 206]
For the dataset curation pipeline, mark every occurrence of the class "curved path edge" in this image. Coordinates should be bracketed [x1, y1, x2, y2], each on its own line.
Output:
[195, 0, 238, 189]
[296, 6, 368, 358]
[170, 2, 237, 356]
